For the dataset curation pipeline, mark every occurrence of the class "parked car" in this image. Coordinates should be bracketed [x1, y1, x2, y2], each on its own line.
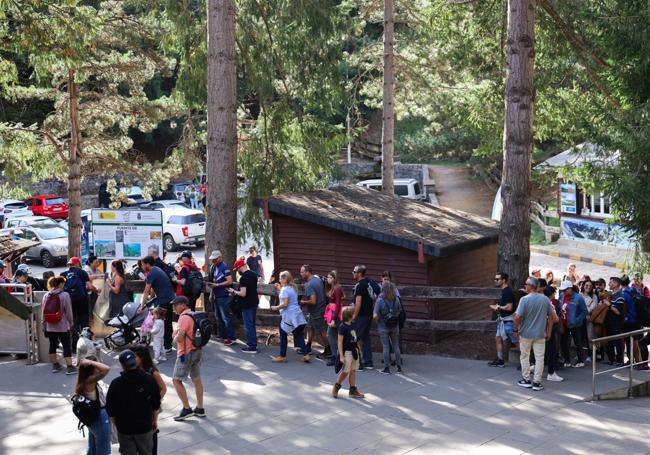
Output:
[356, 178, 426, 201]
[119, 186, 152, 206]
[12, 223, 69, 268]
[0, 199, 32, 222]
[3, 215, 61, 229]
[141, 200, 191, 210]
[160, 207, 205, 251]
[25, 195, 69, 219]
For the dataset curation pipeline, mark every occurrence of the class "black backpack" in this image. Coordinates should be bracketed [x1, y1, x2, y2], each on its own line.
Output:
[64, 270, 85, 299]
[183, 268, 205, 299]
[382, 298, 402, 327]
[188, 312, 213, 348]
[71, 392, 100, 433]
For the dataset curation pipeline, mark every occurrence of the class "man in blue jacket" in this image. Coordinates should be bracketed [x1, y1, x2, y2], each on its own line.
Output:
[558, 280, 588, 367]
[621, 275, 642, 366]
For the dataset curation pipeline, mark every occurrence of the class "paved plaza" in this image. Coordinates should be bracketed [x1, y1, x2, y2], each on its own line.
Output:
[1, 339, 649, 455]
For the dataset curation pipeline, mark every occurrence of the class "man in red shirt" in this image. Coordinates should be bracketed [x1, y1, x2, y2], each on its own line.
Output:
[171, 296, 205, 421]
[175, 250, 200, 311]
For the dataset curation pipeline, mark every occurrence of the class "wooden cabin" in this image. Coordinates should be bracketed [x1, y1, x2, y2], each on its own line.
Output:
[257, 185, 500, 346]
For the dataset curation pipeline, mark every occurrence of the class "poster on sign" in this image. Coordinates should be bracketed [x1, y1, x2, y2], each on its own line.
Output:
[91, 210, 163, 260]
[560, 183, 577, 214]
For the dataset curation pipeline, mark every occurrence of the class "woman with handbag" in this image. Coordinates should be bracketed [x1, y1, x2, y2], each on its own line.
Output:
[74, 357, 112, 455]
[324, 271, 344, 367]
[271, 271, 310, 363]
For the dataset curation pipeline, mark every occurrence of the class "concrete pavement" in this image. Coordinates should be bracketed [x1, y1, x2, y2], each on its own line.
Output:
[1, 339, 649, 455]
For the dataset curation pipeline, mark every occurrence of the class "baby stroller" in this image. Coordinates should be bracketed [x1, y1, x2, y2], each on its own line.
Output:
[104, 301, 148, 350]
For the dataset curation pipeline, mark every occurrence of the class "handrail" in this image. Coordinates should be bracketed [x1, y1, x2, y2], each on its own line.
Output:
[591, 327, 649, 400]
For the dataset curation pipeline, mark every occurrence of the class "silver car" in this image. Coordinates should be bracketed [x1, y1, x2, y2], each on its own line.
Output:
[13, 223, 69, 268]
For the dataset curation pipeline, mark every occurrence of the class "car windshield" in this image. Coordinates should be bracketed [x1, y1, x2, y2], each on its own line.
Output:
[395, 185, 409, 196]
[4, 202, 27, 209]
[45, 198, 65, 206]
[32, 225, 68, 240]
[168, 214, 206, 224]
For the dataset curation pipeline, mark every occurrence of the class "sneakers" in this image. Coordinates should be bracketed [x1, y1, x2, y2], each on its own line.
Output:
[165, 347, 174, 354]
[380, 367, 391, 375]
[65, 366, 77, 375]
[193, 407, 206, 418]
[585, 356, 592, 364]
[241, 346, 258, 354]
[303, 355, 311, 363]
[332, 382, 342, 399]
[174, 408, 194, 421]
[223, 339, 234, 346]
[573, 362, 585, 368]
[396, 365, 403, 374]
[349, 386, 365, 399]
[563, 362, 571, 368]
[532, 382, 544, 391]
[547, 372, 564, 382]
[51, 363, 62, 373]
[364, 364, 374, 370]
[488, 358, 505, 368]
[517, 379, 532, 388]
[271, 356, 288, 363]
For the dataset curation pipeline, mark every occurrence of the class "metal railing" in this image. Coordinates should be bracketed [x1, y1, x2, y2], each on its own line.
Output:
[0, 283, 39, 364]
[591, 327, 648, 400]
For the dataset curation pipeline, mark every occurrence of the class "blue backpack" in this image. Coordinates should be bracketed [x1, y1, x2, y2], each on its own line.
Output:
[63, 269, 85, 299]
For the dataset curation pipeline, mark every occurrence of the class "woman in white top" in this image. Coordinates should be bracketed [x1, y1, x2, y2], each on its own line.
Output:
[271, 271, 310, 363]
[74, 357, 111, 455]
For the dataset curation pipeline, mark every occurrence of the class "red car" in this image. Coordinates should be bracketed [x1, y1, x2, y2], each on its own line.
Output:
[25, 195, 69, 219]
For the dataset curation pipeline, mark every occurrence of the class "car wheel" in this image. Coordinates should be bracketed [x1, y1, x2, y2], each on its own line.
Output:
[163, 234, 177, 252]
[41, 250, 54, 268]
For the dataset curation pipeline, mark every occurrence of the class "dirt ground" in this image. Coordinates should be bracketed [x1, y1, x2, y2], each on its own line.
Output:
[429, 165, 496, 218]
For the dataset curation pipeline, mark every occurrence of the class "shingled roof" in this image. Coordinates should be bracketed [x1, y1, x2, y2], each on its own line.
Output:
[258, 185, 499, 257]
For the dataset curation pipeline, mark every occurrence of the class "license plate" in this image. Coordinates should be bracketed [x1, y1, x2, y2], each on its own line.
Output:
[53, 208, 62, 211]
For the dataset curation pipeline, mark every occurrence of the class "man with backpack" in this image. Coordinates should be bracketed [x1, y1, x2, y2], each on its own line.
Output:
[299, 264, 331, 358]
[351, 265, 378, 370]
[175, 250, 203, 312]
[106, 349, 161, 455]
[141, 256, 177, 352]
[60, 257, 91, 355]
[171, 296, 206, 421]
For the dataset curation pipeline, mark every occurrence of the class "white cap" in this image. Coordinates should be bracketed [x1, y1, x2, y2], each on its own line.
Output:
[208, 250, 222, 260]
[559, 280, 573, 291]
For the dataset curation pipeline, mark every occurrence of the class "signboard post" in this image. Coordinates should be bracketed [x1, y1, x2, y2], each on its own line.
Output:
[91, 210, 163, 261]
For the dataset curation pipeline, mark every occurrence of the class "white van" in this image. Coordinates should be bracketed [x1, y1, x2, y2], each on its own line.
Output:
[356, 178, 425, 200]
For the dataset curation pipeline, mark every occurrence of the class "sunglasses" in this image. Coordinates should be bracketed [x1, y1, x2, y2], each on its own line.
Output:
[493, 278, 502, 281]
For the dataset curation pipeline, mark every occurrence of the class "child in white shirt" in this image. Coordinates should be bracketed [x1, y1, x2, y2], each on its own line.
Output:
[151, 306, 167, 363]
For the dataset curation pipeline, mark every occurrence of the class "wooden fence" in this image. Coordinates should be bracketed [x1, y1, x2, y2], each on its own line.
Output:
[125, 281, 501, 333]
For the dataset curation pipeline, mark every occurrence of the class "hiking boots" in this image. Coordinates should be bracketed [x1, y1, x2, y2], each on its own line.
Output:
[488, 359, 505, 368]
[349, 386, 365, 399]
[272, 356, 288, 363]
[332, 382, 342, 399]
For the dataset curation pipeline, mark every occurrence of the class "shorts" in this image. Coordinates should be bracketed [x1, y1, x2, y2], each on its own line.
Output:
[342, 351, 359, 373]
[307, 314, 327, 333]
[497, 320, 518, 344]
[173, 349, 202, 381]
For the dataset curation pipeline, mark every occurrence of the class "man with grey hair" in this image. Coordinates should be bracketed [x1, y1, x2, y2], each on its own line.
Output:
[514, 276, 555, 391]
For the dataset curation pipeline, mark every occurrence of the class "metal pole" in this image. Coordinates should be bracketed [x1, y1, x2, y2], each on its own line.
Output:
[592, 342, 596, 400]
[629, 334, 634, 397]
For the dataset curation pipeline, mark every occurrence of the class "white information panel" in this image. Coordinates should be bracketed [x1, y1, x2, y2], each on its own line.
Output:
[91, 209, 163, 260]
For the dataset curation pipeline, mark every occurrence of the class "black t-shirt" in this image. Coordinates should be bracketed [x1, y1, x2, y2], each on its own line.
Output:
[246, 255, 263, 277]
[238, 270, 259, 309]
[497, 286, 516, 318]
[353, 278, 375, 317]
[106, 369, 161, 435]
[338, 323, 358, 353]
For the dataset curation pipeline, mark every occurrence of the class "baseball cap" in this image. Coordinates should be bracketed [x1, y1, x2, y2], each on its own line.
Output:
[14, 269, 28, 278]
[558, 280, 573, 291]
[16, 264, 31, 275]
[180, 250, 193, 259]
[208, 250, 222, 260]
[118, 349, 137, 368]
[67, 257, 81, 266]
[233, 258, 246, 270]
[171, 296, 189, 306]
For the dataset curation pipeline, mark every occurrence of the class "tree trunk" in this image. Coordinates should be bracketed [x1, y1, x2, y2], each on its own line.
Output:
[381, 0, 395, 195]
[67, 69, 82, 259]
[497, 0, 535, 290]
[206, 0, 238, 264]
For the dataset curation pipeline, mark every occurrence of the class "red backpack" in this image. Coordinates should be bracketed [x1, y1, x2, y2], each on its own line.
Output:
[43, 292, 63, 324]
